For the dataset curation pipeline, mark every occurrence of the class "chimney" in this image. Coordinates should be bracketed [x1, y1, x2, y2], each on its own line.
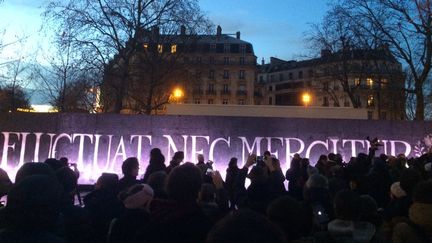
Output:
[236, 31, 241, 39]
[321, 49, 331, 57]
[216, 25, 222, 36]
[180, 25, 186, 35]
[261, 57, 265, 66]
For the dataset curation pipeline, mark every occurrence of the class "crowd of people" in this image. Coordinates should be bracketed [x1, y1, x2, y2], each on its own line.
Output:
[0, 141, 431, 243]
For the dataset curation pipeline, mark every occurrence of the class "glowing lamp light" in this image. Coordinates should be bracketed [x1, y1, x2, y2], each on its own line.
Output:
[302, 93, 311, 106]
[173, 88, 184, 99]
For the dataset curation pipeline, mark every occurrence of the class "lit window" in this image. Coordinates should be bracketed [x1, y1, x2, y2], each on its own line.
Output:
[367, 95, 374, 107]
[171, 44, 177, 53]
[367, 78, 373, 87]
[143, 44, 148, 49]
[158, 44, 163, 53]
[354, 78, 361, 86]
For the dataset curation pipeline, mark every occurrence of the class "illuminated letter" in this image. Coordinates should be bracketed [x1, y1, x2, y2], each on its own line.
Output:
[389, 140, 411, 157]
[130, 135, 152, 162]
[305, 140, 329, 160]
[191, 136, 210, 163]
[265, 137, 284, 158]
[209, 137, 231, 162]
[238, 137, 264, 164]
[163, 135, 188, 161]
[342, 139, 365, 157]
[33, 133, 43, 162]
[73, 133, 94, 168]
[1, 132, 20, 167]
[329, 138, 340, 154]
[18, 132, 30, 168]
[51, 133, 73, 158]
[285, 138, 305, 167]
[111, 136, 127, 170]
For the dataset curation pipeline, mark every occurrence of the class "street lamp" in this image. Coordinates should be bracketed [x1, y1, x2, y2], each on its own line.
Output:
[171, 87, 184, 104]
[302, 92, 311, 107]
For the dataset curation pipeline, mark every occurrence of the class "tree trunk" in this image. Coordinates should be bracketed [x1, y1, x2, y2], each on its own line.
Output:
[415, 83, 424, 120]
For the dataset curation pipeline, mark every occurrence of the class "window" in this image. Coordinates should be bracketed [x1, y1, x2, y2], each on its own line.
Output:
[143, 43, 148, 49]
[208, 83, 215, 92]
[308, 69, 314, 77]
[268, 85, 273, 91]
[195, 70, 201, 79]
[289, 73, 293, 79]
[224, 57, 230, 65]
[194, 99, 200, 104]
[209, 70, 215, 80]
[223, 70, 229, 79]
[240, 57, 245, 65]
[298, 71, 303, 79]
[210, 44, 216, 52]
[367, 95, 374, 107]
[354, 78, 361, 86]
[381, 79, 388, 88]
[224, 44, 230, 53]
[209, 57, 214, 64]
[270, 75, 275, 82]
[238, 99, 245, 105]
[269, 97, 273, 105]
[381, 111, 387, 120]
[196, 57, 202, 63]
[259, 76, 264, 82]
[279, 73, 284, 81]
[240, 45, 246, 53]
[157, 44, 163, 53]
[223, 84, 229, 93]
[208, 99, 214, 104]
[239, 70, 245, 79]
[367, 78, 373, 88]
[171, 44, 177, 53]
[222, 99, 228, 105]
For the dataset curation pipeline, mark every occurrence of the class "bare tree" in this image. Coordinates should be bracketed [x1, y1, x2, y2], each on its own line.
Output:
[317, 0, 432, 120]
[44, 0, 211, 114]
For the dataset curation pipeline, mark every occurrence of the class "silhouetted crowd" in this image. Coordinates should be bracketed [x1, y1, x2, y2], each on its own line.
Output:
[0, 141, 431, 243]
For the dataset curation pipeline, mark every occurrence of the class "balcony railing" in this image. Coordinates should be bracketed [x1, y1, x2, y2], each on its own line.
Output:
[221, 90, 231, 95]
[236, 90, 247, 96]
[206, 90, 217, 95]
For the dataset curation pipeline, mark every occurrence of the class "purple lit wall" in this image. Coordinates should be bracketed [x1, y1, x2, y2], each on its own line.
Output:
[0, 113, 430, 184]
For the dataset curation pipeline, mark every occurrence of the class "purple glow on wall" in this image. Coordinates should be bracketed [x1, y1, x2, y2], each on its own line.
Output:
[0, 113, 430, 184]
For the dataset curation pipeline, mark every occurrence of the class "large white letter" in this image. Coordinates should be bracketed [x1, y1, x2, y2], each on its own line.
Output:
[191, 136, 210, 163]
[1, 132, 20, 167]
[238, 137, 264, 164]
[130, 135, 152, 162]
[73, 133, 94, 168]
[209, 137, 231, 162]
[342, 139, 365, 157]
[285, 138, 305, 167]
[51, 133, 73, 158]
[266, 137, 284, 158]
[305, 140, 329, 160]
[163, 135, 188, 161]
[390, 140, 411, 157]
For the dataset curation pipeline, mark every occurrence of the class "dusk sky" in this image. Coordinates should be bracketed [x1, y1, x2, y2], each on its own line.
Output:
[0, 0, 331, 63]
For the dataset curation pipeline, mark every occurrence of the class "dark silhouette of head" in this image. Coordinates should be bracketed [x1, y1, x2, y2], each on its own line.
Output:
[121, 157, 139, 177]
[15, 162, 56, 184]
[267, 196, 312, 241]
[399, 168, 422, 196]
[150, 148, 165, 164]
[0, 168, 12, 198]
[206, 209, 286, 243]
[171, 151, 184, 166]
[56, 166, 78, 195]
[334, 190, 361, 220]
[199, 183, 216, 203]
[228, 157, 238, 169]
[166, 162, 202, 203]
[5, 175, 62, 230]
[412, 180, 432, 203]
[44, 158, 67, 171]
[95, 173, 119, 192]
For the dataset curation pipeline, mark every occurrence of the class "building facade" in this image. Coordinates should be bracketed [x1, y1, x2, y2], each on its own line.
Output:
[256, 48, 405, 120]
[101, 25, 257, 114]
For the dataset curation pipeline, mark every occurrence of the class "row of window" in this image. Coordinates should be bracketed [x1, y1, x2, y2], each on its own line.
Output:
[196, 70, 246, 80]
[196, 84, 247, 93]
[194, 99, 246, 105]
[144, 43, 252, 54]
[185, 56, 249, 65]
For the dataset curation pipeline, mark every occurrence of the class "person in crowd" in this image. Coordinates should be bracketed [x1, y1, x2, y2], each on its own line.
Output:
[267, 196, 314, 242]
[0, 168, 12, 207]
[286, 155, 308, 200]
[303, 174, 333, 229]
[84, 173, 124, 243]
[322, 190, 376, 242]
[56, 166, 94, 243]
[15, 162, 56, 183]
[206, 209, 287, 243]
[118, 157, 140, 192]
[225, 157, 240, 209]
[136, 162, 212, 243]
[142, 148, 166, 183]
[147, 170, 168, 199]
[45, 158, 67, 171]
[166, 151, 184, 175]
[108, 184, 153, 243]
[0, 175, 65, 242]
[392, 180, 432, 242]
[366, 157, 392, 208]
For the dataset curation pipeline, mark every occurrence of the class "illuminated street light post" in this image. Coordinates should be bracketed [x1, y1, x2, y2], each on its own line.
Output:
[171, 87, 184, 104]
